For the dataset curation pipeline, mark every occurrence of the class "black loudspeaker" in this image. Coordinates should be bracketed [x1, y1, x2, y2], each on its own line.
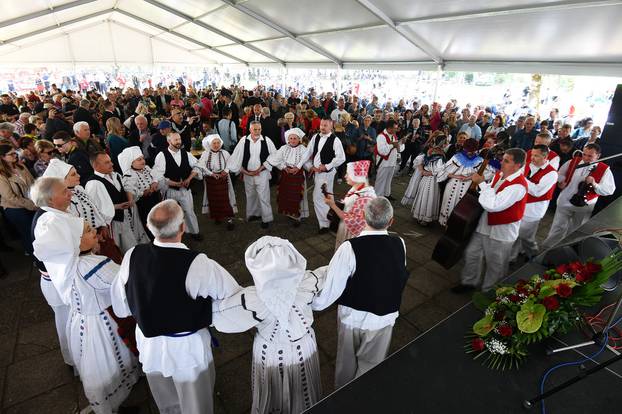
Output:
[594, 84, 622, 214]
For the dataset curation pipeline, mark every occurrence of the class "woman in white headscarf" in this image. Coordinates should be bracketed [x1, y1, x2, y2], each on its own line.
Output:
[324, 160, 377, 250]
[212, 236, 326, 414]
[43, 158, 123, 263]
[197, 134, 237, 230]
[65, 219, 140, 413]
[118, 146, 162, 238]
[267, 127, 311, 226]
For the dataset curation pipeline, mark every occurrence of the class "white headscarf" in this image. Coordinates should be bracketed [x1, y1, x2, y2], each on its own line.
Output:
[245, 236, 307, 328]
[202, 134, 222, 151]
[33, 212, 84, 303]
[42, 158, 72, 179]
[284, 127, 304, 141]
[117, 146, 143, 175]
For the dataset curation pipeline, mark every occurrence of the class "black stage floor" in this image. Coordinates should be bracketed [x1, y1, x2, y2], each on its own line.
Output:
[306, 198, 622, 414]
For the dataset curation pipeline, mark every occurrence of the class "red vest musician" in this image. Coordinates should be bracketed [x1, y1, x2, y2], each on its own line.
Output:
[511, 145, 558, 260]
[452, 148, 528, 293]
[542, 143, 616, 250]
[525, 132, 560, 170]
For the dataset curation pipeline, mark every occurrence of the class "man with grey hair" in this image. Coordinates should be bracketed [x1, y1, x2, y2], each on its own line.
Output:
[14, 112, 30, 136]
[73, 120, 102, 156]
[152, 132, 203, 240]
[111, 199, 240, 414]
[313, 197, 409, 387]
[0, 122, 18, 147]
[128, 114, 152, 157]
[30, 176, 77, 367]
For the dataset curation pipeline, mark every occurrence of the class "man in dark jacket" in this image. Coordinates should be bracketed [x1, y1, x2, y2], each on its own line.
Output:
[73, 99, 101, 135]
[52, 132, 93, 186]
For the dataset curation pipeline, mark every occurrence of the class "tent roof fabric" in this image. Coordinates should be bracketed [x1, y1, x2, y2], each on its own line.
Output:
[0, 0, 621, 75]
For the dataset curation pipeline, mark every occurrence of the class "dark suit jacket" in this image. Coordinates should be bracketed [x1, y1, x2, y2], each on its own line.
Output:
[73, 107, 101, 135]
[67, 148, 93, 187]
[155, 95, 172, 115]
[260, 117, 280, 149]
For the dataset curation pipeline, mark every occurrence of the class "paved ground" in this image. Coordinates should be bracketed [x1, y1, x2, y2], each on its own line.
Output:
[0, 173, 554, 414]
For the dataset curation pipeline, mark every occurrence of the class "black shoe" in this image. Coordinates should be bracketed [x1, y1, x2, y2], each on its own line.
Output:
[386, 195, 396, 201]
[450, 284, 476, 294]
[261, 222, 270, 229]
[248, 216, 261, 222]
[318, 227, 330, 235]
[191, 233, 204, 241]
[226, 220, 235, 231]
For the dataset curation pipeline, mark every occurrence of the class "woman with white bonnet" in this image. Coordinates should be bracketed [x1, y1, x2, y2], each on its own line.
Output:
[212, 236, 326, 413]
[118, 146, 162, 238]
[267, 127, 310, 226]
[197, 133, 237, 230]
[324, 159, 377, 249]
[42, 158, 123, 263]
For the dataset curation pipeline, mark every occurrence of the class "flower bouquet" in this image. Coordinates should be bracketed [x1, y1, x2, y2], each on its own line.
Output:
[465, 248, 622, 370]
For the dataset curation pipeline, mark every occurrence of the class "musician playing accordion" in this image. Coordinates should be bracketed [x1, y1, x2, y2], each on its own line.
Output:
[541, 143, 616, 251]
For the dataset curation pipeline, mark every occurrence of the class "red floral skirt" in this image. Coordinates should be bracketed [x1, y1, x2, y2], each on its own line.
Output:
[278, 170, 305, 217]
[205, 175, 234, 221]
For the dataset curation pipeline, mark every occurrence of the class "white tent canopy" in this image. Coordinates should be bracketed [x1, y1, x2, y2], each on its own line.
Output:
[1, 0, 621, 75]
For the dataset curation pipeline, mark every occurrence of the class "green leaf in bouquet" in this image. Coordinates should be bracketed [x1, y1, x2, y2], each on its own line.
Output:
[473, 315, 495, 336]
[538, 285, 557, 299]
[516, 303, 546, 333]
[542, 279, 578, 289]
[472, 291, 494, 311]
[495, 286, 515, 296]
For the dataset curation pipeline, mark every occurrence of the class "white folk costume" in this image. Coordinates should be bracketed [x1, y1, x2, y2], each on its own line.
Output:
[296, 132, 346, 230]
[335, 161, 376, 249]
[411, 151, 445, 224]
[85, 171, 149, 253]
[401, 153, 424, 207]
[460, 170, 528, 291]
[31, 206, 79, 366]
[43, 159, 123, 263]
[437, 143, 492, 226]
[213, 237, 325, 414]
[227, 135, 277, 223]
[511, 160, 558, 260]
[542, 159, 615, 251]
[525, 148, 560, 171]
[153, 147, 202, 234]
[374, 129, 404, 197]
[111, 240, 241, 414]
[118, 147, 162, 236]
[197, 135, 238, 222]
[268, 128, 311, 220]
[313, 229, 409, 388]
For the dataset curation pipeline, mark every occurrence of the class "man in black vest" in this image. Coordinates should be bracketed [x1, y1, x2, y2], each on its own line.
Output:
[296, 118, 346, 233]
[312, 197, 409, 387]
[110, 200, 240, 414]
[152, 132, 202, 240]
[227, 121, 277, 228]
[85, 152, 149, 252]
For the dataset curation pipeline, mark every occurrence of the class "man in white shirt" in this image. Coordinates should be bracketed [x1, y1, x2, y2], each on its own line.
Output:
[511, 145, 558, 261]
[85, 152, 148, 252]
[541, 143, 616, 251]
[453, 148, 528, 293]
[227, 121, 277, 228]
[297, 118, 346, 233]
[111, 200, 240, 414]
[330, 97, 348, 123]
[374, 120, 404, 200]
[458, 115, 482, 141]
[313, 197, 409, 387]
[152, 132, 203, 240]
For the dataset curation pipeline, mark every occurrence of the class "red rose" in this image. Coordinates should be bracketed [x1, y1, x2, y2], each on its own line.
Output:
[471, 338, 485, 352]
[493, 310, 506, 321]
[498, 325, 513, 337]
[543, 273, 551, 280]
[542, 296, 560, 311]
[556, 283, 573, 298]
[585, 262, 602, 276]
[516, 279, 528, 288]
[509, 294, 520, 303]
[556, 264, 569, 275]
[569, 261, 583, 273]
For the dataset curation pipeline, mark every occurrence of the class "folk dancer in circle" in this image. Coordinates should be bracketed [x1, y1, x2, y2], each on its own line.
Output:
[227, 121, 277, 229]
[374, 119, 404, 201]
[452, 148, 529, 293]
[296, 118, 346, 234]
[541, 143, 615, 251]
[325, 160, 377, 250]
[197, 134, 238, 230]
[510, 144, 558, 261]
[267, 127, 311, 227]
[411, 136, 447, 226]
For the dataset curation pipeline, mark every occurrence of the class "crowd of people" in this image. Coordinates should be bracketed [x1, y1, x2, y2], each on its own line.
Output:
[0, 79, 617, 413]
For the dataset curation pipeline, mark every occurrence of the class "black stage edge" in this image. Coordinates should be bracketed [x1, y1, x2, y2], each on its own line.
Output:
[306, 197, 622, 414]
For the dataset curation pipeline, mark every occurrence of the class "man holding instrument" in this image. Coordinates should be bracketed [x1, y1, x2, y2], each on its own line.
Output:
[541, 143, 615, 251]
[452, 148, 528, 293]
[374, 119, 404, 201]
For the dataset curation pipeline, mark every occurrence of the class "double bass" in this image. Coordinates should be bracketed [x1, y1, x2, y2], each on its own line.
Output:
[432, 149, 494, 269]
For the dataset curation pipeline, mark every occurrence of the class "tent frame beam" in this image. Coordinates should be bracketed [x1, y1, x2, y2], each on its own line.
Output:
[141, 0, 284, 65]
[0, 0, 98, 29]
[219, 0, 343, 66]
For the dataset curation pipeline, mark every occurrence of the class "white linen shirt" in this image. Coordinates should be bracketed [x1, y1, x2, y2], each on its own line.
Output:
[556, 160, 616, 211]
[297, 133, 346, 171]
[110, 240, 240, 379]
[84, 171, 124, 224]
[475, 169, 528, 243]
[376, 129, 404, 167]
[226, 135, 276, 173]
[152, 148, 200, 183]
[523, 161, 558, 222]
[312, 229, 406, 330]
